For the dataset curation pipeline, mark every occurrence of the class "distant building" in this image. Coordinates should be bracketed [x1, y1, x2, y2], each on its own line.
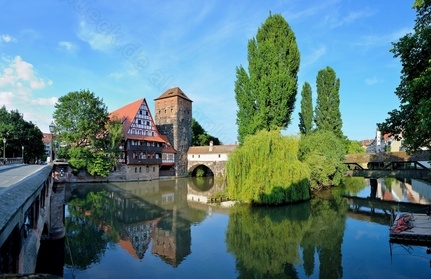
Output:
[154, 87, 192, 177]
[365, 129, 404, 153]
[109, 87, 192, 180]
[42, 133, 53, 162]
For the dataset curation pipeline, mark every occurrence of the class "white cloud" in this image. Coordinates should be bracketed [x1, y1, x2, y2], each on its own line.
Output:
[355, 27, 413, 49]
[0, 34, 17, 44]
[365, 76, 382, 85]
[0, 91, 14, 106]
[31, 97, 58, 106]
[330, 8, 375, 28]
[77, 20, 119, 52]
[0, 56, 53, 93]
[58, 41, 78, 53]
[303, 45, 327, 66]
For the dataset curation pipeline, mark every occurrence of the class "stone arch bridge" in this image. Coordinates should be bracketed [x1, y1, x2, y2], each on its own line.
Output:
[187, 144, 238, 177]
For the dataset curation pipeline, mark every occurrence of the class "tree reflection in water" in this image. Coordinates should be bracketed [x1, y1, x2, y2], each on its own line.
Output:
[226, 192, 348, 279]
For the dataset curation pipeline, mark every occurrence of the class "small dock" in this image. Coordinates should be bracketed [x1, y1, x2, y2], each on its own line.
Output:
[207, 196, 230, 203]
[389, 213, 431, 244]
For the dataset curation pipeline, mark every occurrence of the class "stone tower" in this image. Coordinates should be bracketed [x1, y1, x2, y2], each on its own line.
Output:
[154, 87, 192, 177]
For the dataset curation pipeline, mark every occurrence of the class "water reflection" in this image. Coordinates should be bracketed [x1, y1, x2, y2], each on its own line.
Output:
[63, 177, 431, 278]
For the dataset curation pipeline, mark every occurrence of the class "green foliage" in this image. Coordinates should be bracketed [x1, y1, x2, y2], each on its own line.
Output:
[87, 153, 111, 177]
[346, 140, 365, 154]
[191, 118, 221, 146]
[298, 82, 313, 135]
[235, 13, 300, 144]
[226, 203, 311, 277]
[298, 130, 347, 189]
[226, 197, 347, 278]
[378, 1, 431, 153]
[67, 146, 91, 173]
[105, 117, 124, 168]
[314, 66, 343, 138]
[53, 89, 109, 148]
[53, 90, 120, 177]
[195, 166, 205, 177]
[226, 130, 310, 204]
[0, 106, 44, 163]
[65, 189, 123, 269]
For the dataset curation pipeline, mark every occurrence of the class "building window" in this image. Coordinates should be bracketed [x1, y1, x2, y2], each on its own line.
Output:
[135, 167, 137, 173]
[138, 120, 141, 124]
[146, 111, 148, 116]
[146, 166, 149, 173]
[152, 132, 154, 136]
[146, 121, 150, 126]
[218, 154, 221, 158]
[139, 167, 142, 173]
[153, 166, 155, 172]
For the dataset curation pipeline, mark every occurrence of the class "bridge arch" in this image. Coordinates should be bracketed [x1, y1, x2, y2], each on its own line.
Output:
[188, 163, 215, 177]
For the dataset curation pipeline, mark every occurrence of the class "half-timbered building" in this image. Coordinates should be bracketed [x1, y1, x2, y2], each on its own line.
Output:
[110, 98, 176, 180]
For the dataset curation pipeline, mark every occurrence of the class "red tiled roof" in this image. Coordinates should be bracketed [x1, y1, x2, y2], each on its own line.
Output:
[42, 133, 52, 144]
[160, 135, 176, 153]
[109, 98, 167, 143]
[154, 87, 192, 102]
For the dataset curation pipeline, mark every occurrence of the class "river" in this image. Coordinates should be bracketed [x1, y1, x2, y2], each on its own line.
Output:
[53, 177, 431, 279]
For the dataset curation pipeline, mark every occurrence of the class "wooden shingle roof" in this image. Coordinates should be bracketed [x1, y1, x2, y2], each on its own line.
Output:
[154, 87, 192, 102]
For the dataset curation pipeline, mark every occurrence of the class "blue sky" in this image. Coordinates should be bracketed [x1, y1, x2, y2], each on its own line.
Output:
[0, 0, 416, 144]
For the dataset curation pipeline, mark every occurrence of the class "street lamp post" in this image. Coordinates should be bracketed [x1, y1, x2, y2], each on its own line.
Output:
[2, 138, 5, 163]
[49, 122, 55, 162]
[22, 146, 24, 164]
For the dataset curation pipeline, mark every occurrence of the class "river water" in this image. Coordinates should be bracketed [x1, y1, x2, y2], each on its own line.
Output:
[59, 177, 431, 279]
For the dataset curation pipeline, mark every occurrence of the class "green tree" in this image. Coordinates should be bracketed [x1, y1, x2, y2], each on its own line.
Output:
[191, 118, 221, 146]
[235, 13, 300, 144]
[226, 130, 310, 205]
[298, 82, 313, 135]
[298, 130, 347, 190]
[53, 90, 112, 176]
[53, 89, 109, 148]
[105, 116, 124, 169]
[378, 0, 431, 152]
[314, 66, 343, 138]
[346, 140, 365, 154]
[0, 106, 44, 163]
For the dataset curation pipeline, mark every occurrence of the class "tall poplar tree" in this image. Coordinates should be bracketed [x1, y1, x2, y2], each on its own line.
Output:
[234, 13, 300, 144]
[314, 66, 343, 138]
[298, 82, 313, 135]
[378, 0, 431, 152]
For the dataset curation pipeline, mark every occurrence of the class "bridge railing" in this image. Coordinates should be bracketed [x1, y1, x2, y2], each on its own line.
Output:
[0, 158, 24, 165]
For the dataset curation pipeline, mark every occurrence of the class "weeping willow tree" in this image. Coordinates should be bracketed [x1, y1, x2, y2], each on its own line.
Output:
[226, 130, 310, 204]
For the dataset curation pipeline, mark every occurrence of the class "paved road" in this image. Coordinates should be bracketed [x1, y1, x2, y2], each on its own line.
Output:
[0, 164, 48, 190]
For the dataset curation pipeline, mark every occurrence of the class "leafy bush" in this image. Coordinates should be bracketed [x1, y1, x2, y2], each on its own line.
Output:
[87, 153, 111, 177]
[226, 130, 310, 205]
[298, 130, 347, 189]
